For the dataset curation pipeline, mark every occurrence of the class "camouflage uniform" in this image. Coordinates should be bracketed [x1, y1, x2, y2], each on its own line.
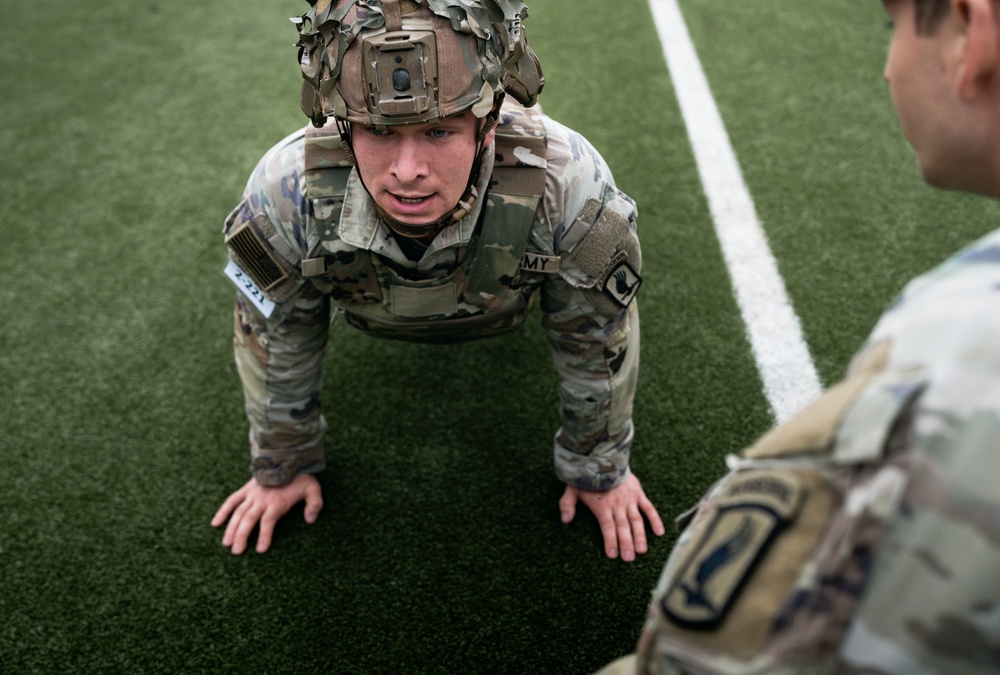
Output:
[223, 99, 642, 494]
[601, 230, 1000, 674]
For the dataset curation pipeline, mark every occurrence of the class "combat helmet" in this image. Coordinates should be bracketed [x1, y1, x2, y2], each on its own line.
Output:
[292, 0, 545, 238]
[294, 0, 543, 128]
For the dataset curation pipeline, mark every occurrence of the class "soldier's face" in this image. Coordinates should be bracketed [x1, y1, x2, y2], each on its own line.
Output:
[351, 111, 495, 225]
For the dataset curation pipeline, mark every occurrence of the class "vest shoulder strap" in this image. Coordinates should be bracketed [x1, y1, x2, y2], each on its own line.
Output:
[303, 121, 352, 220]
[491, 99, 547, 197]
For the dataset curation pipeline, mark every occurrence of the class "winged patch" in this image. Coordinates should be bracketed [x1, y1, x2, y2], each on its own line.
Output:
[661, 471, 803, 628]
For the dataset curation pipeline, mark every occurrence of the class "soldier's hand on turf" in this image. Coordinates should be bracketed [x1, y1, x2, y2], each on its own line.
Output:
[559, 473, 665, 562]
[211, 473, 323, 554]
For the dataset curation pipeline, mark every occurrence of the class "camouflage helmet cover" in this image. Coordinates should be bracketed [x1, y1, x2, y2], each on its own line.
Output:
[294, 0, 544, 127]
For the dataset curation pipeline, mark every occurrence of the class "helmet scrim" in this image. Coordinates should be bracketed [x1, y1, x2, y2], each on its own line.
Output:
[293, 0, 544, 128]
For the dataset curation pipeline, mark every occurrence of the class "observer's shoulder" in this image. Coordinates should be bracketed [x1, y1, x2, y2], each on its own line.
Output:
[840, 229, 1000, 413]
[867, 227, 1000, 351]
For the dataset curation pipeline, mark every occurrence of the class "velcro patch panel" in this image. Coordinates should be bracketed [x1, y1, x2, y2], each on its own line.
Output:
[225, 216, 290, 291]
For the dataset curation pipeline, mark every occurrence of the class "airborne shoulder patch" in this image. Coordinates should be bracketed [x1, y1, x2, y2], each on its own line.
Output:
[661, 470, 803, 629]
[603, 259, 641, 308]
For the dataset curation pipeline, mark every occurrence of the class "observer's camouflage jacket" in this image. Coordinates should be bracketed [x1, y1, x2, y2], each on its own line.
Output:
[223, 105, 642, 492]
[609, 229, 1000, 675]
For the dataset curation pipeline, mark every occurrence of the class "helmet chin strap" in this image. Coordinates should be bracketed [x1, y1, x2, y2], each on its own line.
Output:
[337, 100, 503, 240]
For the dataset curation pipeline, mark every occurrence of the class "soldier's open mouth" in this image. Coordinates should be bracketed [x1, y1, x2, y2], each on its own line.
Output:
[393, 194, 429, 204]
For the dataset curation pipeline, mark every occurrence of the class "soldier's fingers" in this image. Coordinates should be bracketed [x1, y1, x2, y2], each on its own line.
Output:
[230, 503, 264, 555]
[303, 480, 324, 524]
[640, 497, 666, 537]
[628, 503, 648, 555]
[558, 486, 578, 524]
[221, 498, 251, 547]
[616, 507, 636, 562]
[211, 484, 250, 527]
[592, 505, 619, 558]
[211, 501, 235, 528]
[256, 508, 279, 554]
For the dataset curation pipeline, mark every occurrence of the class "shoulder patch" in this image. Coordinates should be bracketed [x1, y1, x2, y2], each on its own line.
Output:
[603, 259, 641, 308]
[661, 470, 803, 629]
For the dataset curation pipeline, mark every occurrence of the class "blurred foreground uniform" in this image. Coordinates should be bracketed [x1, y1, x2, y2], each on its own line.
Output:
[602, 231, 1000, 673]
[224, 98, 642, 492]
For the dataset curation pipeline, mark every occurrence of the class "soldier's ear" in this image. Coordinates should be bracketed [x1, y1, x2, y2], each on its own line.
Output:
[954, 0, 1000, 101]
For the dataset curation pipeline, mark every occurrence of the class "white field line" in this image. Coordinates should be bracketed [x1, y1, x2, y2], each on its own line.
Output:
[648, 0, 822, 422]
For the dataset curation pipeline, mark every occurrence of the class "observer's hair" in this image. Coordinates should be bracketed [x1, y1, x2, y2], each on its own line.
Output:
[914, 0, 951, 32]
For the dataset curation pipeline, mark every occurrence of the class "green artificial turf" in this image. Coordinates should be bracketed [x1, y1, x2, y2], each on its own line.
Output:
[3, 0, 999, 673]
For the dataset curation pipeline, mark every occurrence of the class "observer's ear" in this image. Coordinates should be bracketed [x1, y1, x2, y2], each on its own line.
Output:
[955, 0, 1000, 99]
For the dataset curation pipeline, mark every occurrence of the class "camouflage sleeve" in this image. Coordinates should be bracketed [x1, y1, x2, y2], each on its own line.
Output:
[544, 295, 639, 492]
[540, 119, 643, 491]
[224, 129, 331, 487]
[232, 287, 330, 487]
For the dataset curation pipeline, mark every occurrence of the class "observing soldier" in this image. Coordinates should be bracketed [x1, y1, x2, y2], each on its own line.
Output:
[599, 0, 1000, 672]
[211, 0, 664, 561]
